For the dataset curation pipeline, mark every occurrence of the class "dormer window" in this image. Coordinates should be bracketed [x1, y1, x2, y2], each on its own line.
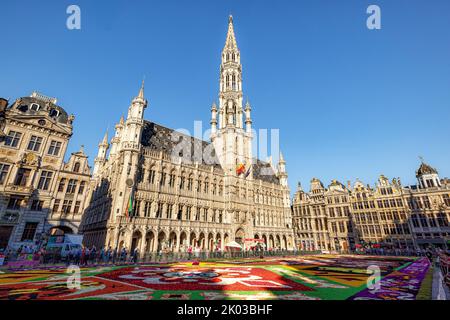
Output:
[49, 108, 59, 118]
[18, 104, 28, 112]
[30, 103, 40, 111]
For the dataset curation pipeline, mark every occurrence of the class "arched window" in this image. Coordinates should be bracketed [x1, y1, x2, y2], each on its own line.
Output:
[149, 167, 156, 184]
[73, 162, 80, 173]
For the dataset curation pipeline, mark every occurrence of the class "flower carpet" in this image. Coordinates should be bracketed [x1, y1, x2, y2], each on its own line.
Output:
[0, 255, 430, 300]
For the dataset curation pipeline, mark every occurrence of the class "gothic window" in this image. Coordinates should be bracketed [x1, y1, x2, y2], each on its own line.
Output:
[195, 208, 200, 221]
[186, 206, 191, 220]
[167, 204, 173, 219]
[169, 170, 176, 188]
[144, 202, 150, 217]
[156, 203, 163, 218]
[188, 175, 193, 191]
[160, 171, 167, 186]
[204, 179, 209, 194]
[180, 176, 186, 190]
[73, 162, 80, 173]
[149, 168, 156, 184]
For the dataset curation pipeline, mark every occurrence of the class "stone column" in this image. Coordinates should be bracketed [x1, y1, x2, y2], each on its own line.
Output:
[176, 232, 181, 252]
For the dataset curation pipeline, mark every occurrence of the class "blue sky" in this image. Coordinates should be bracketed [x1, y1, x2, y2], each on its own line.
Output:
[1, 0, 450, 194]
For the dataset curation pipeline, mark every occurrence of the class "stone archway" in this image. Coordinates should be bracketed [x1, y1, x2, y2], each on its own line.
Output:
[224, 233, 229, 245]
[190, 232, 197, 247]
[262, 234, 267, 249]
[179, 231, 187, 251]
[215, 233, 221, 250]
[269, 235, 274, 249]
[131, 230, 143, 253]
[198, 232, 206, 250]
[169, 231, 177, 251]
[145, 231, 155, 253]
[157, 231, 166, 251]
[275, 235, 281, 249]
[208, 233, 214, 251]
[282, 235, 287, 250]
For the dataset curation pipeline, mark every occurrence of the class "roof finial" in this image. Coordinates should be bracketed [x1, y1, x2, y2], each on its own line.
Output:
[224, 15, 238, 50]
[419, 155, 424, 163]
[101, 130, 109, 145]
[138, 76, 145, 99]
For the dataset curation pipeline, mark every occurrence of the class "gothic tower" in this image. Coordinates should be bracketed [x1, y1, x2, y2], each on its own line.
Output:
[93, 131, 109, 176]
[111, 82, 148, 221]
[211, 16, 253, 176]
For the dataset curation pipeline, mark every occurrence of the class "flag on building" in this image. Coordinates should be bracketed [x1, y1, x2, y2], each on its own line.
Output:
[127, 187, 135, 218]
[244, 166, 252, 178]
[236, 163, 245, 175]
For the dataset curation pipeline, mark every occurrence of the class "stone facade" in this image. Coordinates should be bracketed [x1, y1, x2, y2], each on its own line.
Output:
[293, 162, 450, 251]
[80, 16, 295, 254]
[0, 92, 91, 250]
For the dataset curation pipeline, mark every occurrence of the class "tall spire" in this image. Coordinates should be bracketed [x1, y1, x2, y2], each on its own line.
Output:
[224, 15, 238, 51]
[101, 131, 109, 146]
[138, 78, 145, 100]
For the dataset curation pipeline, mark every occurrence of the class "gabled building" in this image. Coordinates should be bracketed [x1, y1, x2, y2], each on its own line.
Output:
[293, 161, 450, 251]
[0, 92, 91, 250]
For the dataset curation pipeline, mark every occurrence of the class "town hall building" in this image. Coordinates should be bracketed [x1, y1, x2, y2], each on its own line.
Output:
[80, 16, 295, 254]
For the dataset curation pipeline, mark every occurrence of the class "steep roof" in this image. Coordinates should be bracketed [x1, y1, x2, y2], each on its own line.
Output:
[140, 121, 221, 168]
[416, 162, 438, 177]
[140, 120, 280, 184]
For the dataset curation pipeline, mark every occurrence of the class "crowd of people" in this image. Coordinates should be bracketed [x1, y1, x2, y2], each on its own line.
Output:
[1, 242, 449, 270]
[59, 246, 141, 266]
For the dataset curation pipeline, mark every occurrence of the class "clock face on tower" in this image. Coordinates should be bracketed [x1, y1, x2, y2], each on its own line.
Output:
[126, 178, 134, 187]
